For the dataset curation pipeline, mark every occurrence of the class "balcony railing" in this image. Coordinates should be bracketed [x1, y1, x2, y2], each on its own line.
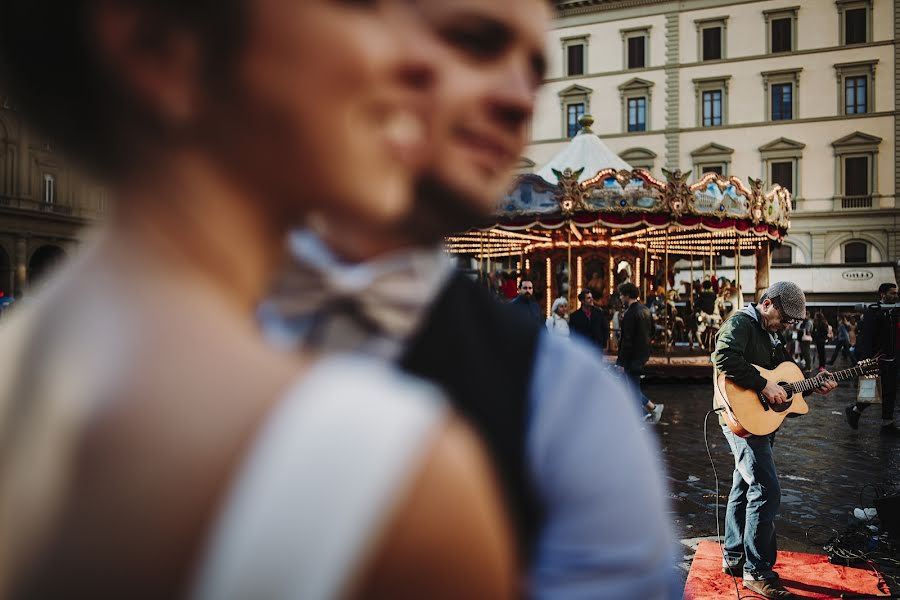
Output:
[840, 195, 872, 209]
[0, 195, 103, 219]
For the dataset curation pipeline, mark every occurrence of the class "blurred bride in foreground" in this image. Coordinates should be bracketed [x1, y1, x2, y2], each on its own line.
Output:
[0, 1, 514, 598]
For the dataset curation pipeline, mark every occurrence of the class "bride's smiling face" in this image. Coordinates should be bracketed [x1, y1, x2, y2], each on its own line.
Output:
[212, 0, 438, 224]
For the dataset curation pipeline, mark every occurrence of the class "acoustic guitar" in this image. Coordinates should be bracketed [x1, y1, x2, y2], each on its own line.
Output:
[714, 358, 879, 437]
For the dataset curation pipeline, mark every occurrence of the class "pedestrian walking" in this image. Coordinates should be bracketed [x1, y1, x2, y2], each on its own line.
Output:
[616, 282, 664, 423]
[798, 312, 813, 371]
[845, 283, 900, 436]
[813, 312, 829, 370]
[828, 316, 852, 365]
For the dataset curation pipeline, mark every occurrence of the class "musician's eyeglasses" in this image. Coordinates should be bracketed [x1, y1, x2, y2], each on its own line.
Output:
[771, 298, 801, 325]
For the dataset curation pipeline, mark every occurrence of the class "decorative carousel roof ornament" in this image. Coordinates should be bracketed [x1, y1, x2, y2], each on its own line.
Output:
[577, 114, 594, 134]
[661, 168, 691, 219]
[748, 177, 766, 225]
[552, 166, 587, 215]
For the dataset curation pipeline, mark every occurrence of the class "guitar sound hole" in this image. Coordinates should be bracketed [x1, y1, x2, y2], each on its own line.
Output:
[770, 382, 793, 413]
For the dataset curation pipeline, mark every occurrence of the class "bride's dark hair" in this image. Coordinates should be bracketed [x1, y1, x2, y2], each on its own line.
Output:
[0, 0, 244, 176]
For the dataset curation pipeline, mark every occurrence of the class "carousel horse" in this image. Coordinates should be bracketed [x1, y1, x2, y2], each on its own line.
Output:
[696, 309, 722, 351]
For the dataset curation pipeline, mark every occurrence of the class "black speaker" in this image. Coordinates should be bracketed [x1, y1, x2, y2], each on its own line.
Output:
[874, 494, 900, 540]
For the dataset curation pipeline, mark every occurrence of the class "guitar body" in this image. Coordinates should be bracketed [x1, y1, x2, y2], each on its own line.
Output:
[714, 362, 809, 437]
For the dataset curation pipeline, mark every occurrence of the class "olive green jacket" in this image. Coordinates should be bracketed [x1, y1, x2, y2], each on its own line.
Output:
[711, 305, 791, 422]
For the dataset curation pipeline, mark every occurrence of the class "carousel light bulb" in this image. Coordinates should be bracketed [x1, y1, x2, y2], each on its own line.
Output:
[546, 258, 552, 319]
[577, 256, 583, 296]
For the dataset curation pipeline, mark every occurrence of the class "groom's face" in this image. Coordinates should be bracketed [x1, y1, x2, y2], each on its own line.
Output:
[410, 0, 550, 227]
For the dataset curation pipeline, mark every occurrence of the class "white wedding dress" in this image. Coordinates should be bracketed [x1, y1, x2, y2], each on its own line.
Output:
[190, 355, 447, 600]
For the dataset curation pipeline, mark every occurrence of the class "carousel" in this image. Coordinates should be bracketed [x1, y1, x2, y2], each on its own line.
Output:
[445, 116, 793, 357]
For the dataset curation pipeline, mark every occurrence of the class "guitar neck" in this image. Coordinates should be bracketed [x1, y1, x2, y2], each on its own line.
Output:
[785, 364, 867, 394]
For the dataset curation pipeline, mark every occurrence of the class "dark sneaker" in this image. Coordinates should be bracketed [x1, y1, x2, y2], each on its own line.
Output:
[721, 561, 744, 576]
[743, 578, 793, 599]
[845, 405, 860, 430]
[880, 423, 900, 437]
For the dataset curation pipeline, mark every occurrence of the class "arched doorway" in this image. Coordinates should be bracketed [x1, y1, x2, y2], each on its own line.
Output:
[28, 244, 67, 287]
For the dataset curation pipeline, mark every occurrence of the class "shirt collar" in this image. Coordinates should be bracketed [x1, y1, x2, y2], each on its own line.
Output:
[741, 302, 780, 347]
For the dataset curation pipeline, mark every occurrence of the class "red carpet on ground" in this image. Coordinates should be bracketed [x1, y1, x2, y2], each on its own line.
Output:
[684, 541, 890, 599]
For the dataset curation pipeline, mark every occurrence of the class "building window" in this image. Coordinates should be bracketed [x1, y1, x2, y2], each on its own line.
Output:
[771, 245, 793, 265]
[844, 241, 868, 263]
[42, 173, 55, 204]
[837, 0, 872, 45]
[759, 137, 805, 208]
[845, 8, 866, 43]
[558, 84, 591, 139]
[702, 90, 722, 126]
[620, 27, 650, 71]
[694, 76, 729, 127]
[567, 44, 584, 76]
[695, 17, 727, 61]
[691, 142, 733, 179]
[771, 161, 793, 193]
[619, 147, 657, 173]
[627, 35, 645, 69]
[835, 60, 876, 115]
[702, 27, 722, 60]
[627, 36, 645, 69]
[562, 36, 589, 77]
[627, 97, 646, 132]
[832, 131, 881, 209]
[762, 68, 801, 122]
[764, 7, 798, 54]
[844, 156, 868, 196]
[771, 18, 792, 52]
[845, 76, 866, 113]
[567, 103, 585, 138]
[771, 83, 793, 121]
[618, 77, 653, 134]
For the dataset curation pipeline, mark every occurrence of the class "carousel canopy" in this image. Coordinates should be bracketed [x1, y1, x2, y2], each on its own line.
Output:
[446, 115, 792, 261]
[536, 118, 632, 183]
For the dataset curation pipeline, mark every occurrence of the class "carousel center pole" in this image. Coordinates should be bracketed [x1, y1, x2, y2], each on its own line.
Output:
[756, 240, 771, 301]
[734, 236, 741, 300]
[643, 244, 649, 302]
[567, 224, 573, 306]
[690, 251, 695, 305]
[608, 252, 614, 305]
[664, 230, 670, 364]
[479, 234, 484, 282]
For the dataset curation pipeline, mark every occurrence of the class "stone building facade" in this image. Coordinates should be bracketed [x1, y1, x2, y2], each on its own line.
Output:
[0, 100, 106, 297]
[524, 0, 899, 303]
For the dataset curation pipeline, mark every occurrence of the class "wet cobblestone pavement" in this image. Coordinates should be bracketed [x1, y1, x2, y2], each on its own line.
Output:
[642, 360, 900, 591]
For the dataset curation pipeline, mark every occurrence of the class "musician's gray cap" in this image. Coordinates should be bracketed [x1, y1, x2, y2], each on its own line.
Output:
[762, 281, 806, 320]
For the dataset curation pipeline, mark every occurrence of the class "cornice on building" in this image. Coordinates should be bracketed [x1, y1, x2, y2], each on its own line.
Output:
[554, 0, 671, 17]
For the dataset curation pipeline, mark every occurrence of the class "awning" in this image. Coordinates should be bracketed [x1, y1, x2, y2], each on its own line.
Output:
[673, 264, 897, 296]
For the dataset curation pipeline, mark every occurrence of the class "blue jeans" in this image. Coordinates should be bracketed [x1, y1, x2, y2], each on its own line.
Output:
[620, 358, 650, 410]
[721, 427, 780, 580]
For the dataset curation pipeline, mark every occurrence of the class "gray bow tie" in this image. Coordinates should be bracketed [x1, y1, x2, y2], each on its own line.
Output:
[262, 240, 453, 356]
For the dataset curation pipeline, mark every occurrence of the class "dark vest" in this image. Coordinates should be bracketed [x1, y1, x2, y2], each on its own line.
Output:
[399, 273, 543, 561]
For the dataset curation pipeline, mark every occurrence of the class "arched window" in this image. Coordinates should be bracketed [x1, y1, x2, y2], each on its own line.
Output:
[844, 241, 868, 264]
[771, 245, 792, 264]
